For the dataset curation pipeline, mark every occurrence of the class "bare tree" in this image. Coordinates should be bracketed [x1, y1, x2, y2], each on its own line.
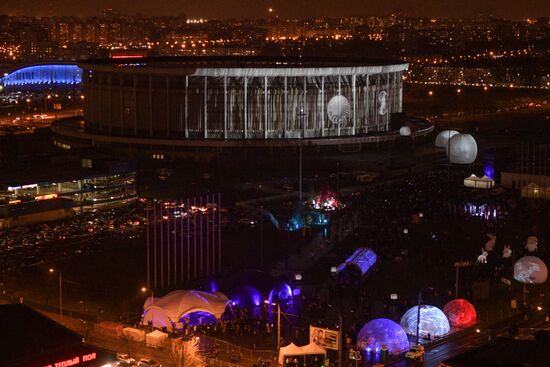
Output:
[172, 338, 206, 367]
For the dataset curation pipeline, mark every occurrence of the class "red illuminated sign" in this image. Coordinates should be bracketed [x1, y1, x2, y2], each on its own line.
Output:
[43, 352, 96, 367]
[35, 193, 58, 201]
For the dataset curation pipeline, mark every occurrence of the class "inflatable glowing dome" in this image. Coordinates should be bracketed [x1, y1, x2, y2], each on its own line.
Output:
[400, 305, 450, 337]
[357, 318, 409, 354]
[337, 247, 377, 276]
[514, 256, 548, 284]
[399, 126, 411, 137]
[443, 299, 477, 328]
[435, 130, 459, 148]
[448, 134, 478, 164]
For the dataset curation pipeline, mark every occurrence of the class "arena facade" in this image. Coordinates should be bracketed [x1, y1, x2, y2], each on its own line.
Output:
[82, 56, 406, 139]
[52, 57, 433, 160]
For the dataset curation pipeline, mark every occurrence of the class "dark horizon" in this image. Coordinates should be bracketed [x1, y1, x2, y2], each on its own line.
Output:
[1, 0, 549, 20]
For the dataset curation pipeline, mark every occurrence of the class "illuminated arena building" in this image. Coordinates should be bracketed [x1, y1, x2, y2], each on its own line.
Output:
[51, 56, 433, 160]
[1, 63, 82, 92]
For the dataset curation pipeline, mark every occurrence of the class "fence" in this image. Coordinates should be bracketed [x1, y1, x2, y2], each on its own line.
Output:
[197, 334, 278, 364]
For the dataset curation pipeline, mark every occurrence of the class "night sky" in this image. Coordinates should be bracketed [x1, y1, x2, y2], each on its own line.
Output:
[1, 0, 549, 19]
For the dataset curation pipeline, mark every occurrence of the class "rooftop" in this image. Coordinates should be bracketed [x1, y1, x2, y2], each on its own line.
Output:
[80, 55, 406, 69]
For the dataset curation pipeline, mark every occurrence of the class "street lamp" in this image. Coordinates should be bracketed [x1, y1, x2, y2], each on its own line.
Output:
[141, 287, 154, 331]
[265, 300, 281, 353]
[44, 94, 52, 112]
[416, 287, 434, 345]
[49, 268, 62, 321]
[297, 106, 306, 203]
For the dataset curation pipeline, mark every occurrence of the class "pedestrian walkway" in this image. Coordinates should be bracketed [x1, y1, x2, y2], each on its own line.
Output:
[271, 232, 334, 277]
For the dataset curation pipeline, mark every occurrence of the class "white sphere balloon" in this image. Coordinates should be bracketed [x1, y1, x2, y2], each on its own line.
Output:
[400, 305, 450, 337]
[449, 134, 478, 164]
[514, 256, 548, 284]
[399, 126, 411, 136]
[435, 130, 459, 148]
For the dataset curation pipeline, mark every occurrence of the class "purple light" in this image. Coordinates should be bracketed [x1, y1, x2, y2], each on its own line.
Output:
[180, 311, 218, 326]
[268, 282, 293, 304]
[230, 286, 263, 307]
[357, 318, 409, 355]
[209, 280, 218, 293]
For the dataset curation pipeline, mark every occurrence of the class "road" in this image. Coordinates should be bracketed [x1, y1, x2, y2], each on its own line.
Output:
[0, 108, 82, 128]
[385, 313, 550, 367]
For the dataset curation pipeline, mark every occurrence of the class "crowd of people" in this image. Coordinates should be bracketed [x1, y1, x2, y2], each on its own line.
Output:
[144, 165, 550, 363]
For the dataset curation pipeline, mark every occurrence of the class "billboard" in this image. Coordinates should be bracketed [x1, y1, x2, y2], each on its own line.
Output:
[310, 326, 339, 350]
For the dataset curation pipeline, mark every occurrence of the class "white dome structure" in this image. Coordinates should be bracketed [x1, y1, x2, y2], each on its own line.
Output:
[448, 134, 478, 164]
[400, 305, 450, 337]
[142, 290, 230, 328]
[514, 256, 548, 284]
[399, 126, 411, 137]
[435, 130, 459, 148]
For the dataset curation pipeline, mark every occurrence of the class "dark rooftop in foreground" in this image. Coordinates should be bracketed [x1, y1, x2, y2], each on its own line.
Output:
[0, 304, 113, 367]
[0, 304, 82, 365]
[441, 332, 550, 367]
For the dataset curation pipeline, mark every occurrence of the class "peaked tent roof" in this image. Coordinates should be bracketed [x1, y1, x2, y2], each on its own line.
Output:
[143, 290, 230, 324]
[279, 343, 327, 365]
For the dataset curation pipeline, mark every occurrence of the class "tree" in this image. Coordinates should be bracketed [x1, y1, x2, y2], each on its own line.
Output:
[172, 338, 206, 367]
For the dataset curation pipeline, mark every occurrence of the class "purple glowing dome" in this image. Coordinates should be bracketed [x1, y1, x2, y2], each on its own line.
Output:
[357, 318, 409, 355]
[337, 247, 377, 276]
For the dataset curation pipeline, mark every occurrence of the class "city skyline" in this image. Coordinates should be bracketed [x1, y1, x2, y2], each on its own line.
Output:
[2, 0, 550, 19]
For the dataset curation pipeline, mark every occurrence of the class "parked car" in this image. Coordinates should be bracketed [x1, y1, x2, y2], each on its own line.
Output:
[406, 344, 425, 361]
[137, 359, 161, 367]
[116, 353, 135, 365]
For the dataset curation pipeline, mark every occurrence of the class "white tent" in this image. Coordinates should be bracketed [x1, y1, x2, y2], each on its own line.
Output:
[464, 174, 494, 189]
[435, 130, 459, 148]
[279, 343, 327, 366]
[146, 329, 169, 348]
[449, 134, 478, 164]
[142, 290, 230, 329]
[521, 183, 543, 199]
[123, 327, 146, 342]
